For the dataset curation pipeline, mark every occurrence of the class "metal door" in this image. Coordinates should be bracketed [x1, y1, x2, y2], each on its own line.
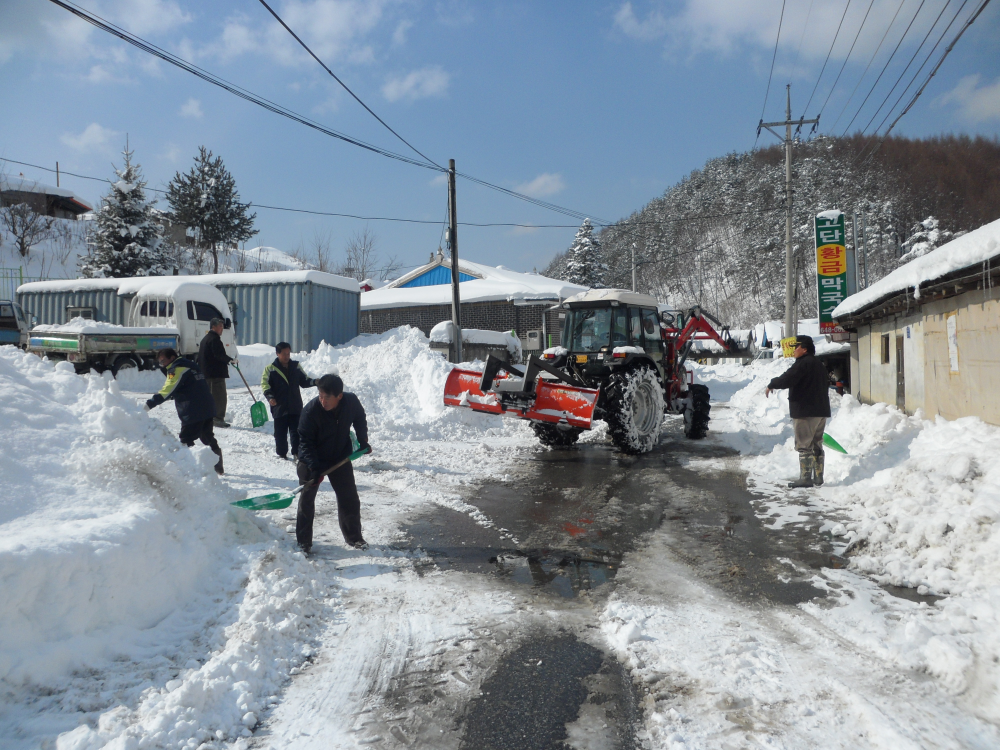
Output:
[895, 335, 905, 411]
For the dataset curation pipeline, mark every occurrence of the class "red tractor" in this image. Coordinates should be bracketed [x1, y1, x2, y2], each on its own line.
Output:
[443, 290, 747, 454]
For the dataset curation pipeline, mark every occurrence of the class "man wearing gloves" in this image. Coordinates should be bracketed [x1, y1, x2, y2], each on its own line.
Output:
[295, 374, 371, 554]
[197, 318, 234, 429]
[261, 342, 316, 460]
[146, 348, 224, 475]
[764, 335, 831, 487]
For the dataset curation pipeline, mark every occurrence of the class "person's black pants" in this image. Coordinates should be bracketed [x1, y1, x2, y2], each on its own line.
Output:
[178, 418, 222, 463]
[273, 413, 301, 458]
[296, 460, 363, 548]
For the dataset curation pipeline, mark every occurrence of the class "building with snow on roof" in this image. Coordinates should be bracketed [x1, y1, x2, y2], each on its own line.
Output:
[18, 270, 360, 352]
[833, 216, 1000, 425]
[0, 176, 92, 219]
[360, 250, 586, 353]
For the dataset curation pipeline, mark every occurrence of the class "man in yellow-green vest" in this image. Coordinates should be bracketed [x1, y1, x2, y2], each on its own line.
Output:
[261, 342, 317, 460]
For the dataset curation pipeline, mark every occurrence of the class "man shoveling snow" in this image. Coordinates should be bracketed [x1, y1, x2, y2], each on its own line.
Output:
[146, 347, 224, 475]
[764, 335, 830, 488]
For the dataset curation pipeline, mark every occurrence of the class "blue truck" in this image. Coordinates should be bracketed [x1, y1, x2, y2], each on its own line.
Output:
[0, 300, 31, 348]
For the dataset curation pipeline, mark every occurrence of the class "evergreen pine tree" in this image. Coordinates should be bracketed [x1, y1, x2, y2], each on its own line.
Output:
[167, 147, 258, 273]
[80, 147, 170, 278]
[564, 218, 606, 288]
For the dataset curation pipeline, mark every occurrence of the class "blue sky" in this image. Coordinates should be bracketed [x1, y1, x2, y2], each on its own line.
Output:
[2, 0, 999, 276]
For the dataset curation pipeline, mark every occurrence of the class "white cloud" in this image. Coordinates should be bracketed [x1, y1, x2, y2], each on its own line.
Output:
[429, 174, 448, 187]
[392, 19, 413, 46]
[382, 66, 450, 102]
[60, 123, 120, 154]
[179, 98, 204, 119]
[514, 173, 565, 198]
[614, 2, 667, 41]
[940, 75, 1000, 123]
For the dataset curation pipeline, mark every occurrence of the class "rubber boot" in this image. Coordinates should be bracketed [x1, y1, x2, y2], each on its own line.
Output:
[813, 451, 825, 486]
[214, 452, 224, 476]
[788, 455, 814, 488]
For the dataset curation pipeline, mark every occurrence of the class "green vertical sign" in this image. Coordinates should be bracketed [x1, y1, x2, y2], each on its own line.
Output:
[815, 211, 848, 334]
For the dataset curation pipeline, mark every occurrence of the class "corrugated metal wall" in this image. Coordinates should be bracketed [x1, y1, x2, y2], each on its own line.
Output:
[214, 281, 358, 351]
[17, 288, 127, 326]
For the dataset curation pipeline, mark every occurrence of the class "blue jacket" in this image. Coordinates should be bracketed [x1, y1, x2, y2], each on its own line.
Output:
[297, 393, 368, 471]
[147, 357, 217, 425]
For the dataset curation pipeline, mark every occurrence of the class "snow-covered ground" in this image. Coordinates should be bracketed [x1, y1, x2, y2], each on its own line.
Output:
[603, 356, 1000, 746]
[4, 330, 999, 748]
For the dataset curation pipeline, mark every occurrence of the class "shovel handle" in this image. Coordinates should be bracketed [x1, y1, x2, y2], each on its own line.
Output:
[233, 363, 258, 402]
[301, 447, 372, 489]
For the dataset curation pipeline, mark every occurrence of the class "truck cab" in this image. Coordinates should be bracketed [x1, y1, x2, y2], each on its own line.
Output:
[0, 300, 31, 349]
[127, 280, 237, 360]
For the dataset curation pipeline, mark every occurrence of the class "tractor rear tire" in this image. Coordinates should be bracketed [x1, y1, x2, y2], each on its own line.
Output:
[532, 422, 583, 448]
[683, 384, 711, 439]
[605, 366, 664, 454]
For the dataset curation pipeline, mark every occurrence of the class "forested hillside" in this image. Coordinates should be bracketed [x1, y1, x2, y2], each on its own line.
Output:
[547, 135, 1000, 327]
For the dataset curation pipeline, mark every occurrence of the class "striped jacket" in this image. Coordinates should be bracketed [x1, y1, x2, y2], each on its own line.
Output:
[147, 357, 217, 424]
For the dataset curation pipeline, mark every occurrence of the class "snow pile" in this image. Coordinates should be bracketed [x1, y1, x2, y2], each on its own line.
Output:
[0, 348, 331, 749]
[429, 320, 522, 356]
[33, 317, 179, 335]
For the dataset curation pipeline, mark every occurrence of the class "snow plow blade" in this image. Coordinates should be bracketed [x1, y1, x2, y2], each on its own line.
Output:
[443, 359, 599, 429]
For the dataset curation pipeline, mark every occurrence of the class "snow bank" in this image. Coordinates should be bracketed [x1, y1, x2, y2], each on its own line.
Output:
[0, 348, 332, 749]
[33, 317, 179, 335]
[834, 215, 1000, 317]
[429, 320, 522, 356]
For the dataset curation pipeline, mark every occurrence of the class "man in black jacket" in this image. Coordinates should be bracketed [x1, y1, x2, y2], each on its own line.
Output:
[765, 335, 831, 487]
[261, 342, 316, 459]
[146, 348, 224, 475]
[198, 318, 234, 429]
[296, 374, 371, 553]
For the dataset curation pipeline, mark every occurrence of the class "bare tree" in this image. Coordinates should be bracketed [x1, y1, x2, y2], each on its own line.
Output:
[337, 226, 378, 281]
[0, 201, 55, 260]
[377, 254, 403, 281]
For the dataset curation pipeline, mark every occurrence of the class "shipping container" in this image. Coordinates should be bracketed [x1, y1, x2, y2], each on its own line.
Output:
[18, 271, 360, 352]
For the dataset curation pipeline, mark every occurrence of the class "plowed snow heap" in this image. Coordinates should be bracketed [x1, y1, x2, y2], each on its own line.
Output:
[444, 290, 747, 453]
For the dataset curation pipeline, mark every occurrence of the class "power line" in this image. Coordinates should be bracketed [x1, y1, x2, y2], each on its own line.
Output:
[754, 0, 787, 150]
[816, 0, 877, 120]
[861, 0, 988, 164]
[841, 0, 928, 135]
[254, 0, 441, 171]
[791, 0, 817, 75]
[800, 0, 853, 118]
[48, 1, 608, 228]
[829, 0, 906, 133]
[856, 0, 957, 139]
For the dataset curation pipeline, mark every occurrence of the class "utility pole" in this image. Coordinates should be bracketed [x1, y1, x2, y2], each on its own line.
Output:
[631, 243, 636, 292]
[758, 85, 819, 339]
[56, 162, 60, 188]
[447, 158, 462, 363]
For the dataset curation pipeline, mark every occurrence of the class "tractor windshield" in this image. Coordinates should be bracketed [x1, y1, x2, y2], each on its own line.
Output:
[564, 307, 627, 352]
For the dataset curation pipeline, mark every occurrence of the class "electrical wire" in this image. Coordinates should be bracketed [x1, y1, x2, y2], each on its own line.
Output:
[754, 0, 787, 150]
[800, 0, 853, 117]
[856, 0, 957, 138]
[829, 0, 906, 133]
[791, 0, 817, 75]
[255, 0, 441, 171]
[841, 0, 927, 134]
[816, 0, 877, 120]
[861, 0, 989, 163]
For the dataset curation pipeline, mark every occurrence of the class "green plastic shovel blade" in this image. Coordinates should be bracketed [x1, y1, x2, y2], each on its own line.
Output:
[250, 400, 269, 428]
[823, 432, 848, 454]
[231, 491, 295, 510]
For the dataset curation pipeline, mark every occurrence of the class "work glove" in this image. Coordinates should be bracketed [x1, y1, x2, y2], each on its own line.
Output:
[360, 442, 372, 455]
[308, 467, 324, 487]
[143, 402, 152, 412]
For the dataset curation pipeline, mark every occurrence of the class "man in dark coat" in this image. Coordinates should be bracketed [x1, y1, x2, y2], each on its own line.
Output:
[146, 348, 224, 474]
[261, 341, 316, 459]
[296, 374, 371, 553]
[198, 318, 233, 429]
[765, 335, 831, 487]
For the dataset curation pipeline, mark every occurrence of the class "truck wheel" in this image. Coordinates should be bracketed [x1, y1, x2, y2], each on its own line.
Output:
[532, 422, 583, 448]
[111, 355, 138, 377]
[683, 384, 711, 439]
[605, 366, 664, 454]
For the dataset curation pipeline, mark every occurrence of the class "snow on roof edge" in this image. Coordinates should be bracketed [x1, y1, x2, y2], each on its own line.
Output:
[18, 270, 360, 296]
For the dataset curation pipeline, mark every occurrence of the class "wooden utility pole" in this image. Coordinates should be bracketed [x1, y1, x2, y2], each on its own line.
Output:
[758, 85, 819, 339]
[447, 159, 462, 362]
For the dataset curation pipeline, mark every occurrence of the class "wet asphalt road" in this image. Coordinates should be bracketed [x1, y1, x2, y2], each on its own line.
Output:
[395, 420, 853, 749]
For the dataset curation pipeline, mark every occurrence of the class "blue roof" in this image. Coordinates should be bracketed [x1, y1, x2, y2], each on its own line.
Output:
[399, 265, 476, 288]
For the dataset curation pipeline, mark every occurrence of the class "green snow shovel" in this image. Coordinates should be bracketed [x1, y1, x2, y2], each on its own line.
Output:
[233, 363, 269, 428]
[231, 446, 372, 511]
[823, 432, 848, 454]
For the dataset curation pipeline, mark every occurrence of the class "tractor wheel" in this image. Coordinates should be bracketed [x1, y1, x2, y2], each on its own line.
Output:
[532, 422, 583, 448]
[605, 366, 664, 454]
[683, 384, 711, 439]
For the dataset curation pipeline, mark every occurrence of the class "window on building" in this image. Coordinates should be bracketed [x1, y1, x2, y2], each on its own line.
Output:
[880, 334, 890, 364]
